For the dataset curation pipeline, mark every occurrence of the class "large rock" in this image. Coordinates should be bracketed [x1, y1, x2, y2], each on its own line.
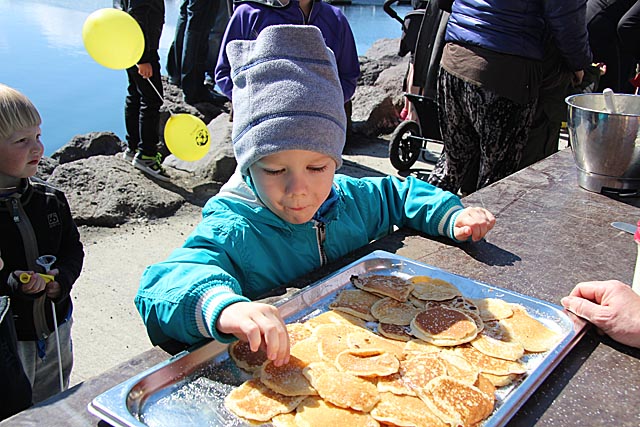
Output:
[50, 132, 124, 164]
[351, 86, 399, 137]
[48, 156, 184, 227]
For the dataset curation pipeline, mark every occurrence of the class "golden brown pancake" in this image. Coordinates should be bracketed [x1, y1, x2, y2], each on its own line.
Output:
[260, 355, 317, 397]
[224, 378, 305, 422]
[370, 392, 448, 427]
[426, 297, 485, 333]
[438, 350, 479, 385]
[377, 322, 413, 342]
[454, 345, 526, 376]
[347, 329, 404, 359]
[417, 376, 494, 427]
[305, 309, 368, 329]
[376, 372, 417, 396]
[398, 352, 447, 391]
[290, 337, 323, 364]
[500, 306, 560, 352]
[302, 362, 380, 412]
[314, 323, 352, 364]
[335, 348, 400, 377]
[270, 412, 297, 427]
[329, 289, 382, 321]
[370, 297, 421, 325]
[350, 274, 414, 302]
[295, 396, 380, 427]
[286, 322, 313, 347]
[475, 373, 497, 401]
[228, 340, 268, 373]
[410, 276, 461, 301]
[471, 297, 514, 321]
[410, 306, 478, 346]
[481, 372, 518, 387]
[470, 331, 525, 361]
[402, 338, 442, 357]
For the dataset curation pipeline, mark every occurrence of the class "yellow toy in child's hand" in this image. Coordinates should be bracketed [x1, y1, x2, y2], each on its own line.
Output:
[19, 272, 55, 284]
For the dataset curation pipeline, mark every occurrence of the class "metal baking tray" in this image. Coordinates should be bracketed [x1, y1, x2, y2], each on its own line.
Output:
[88, 250, 587, 427]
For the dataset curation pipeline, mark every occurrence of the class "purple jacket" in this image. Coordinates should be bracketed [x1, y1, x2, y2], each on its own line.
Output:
[215, 0, 360, 102]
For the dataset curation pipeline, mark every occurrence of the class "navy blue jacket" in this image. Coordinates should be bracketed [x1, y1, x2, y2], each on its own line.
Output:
[445, 0, 592, 71]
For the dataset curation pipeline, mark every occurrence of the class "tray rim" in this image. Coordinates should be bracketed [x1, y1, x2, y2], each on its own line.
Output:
[88, 249, 587, 427]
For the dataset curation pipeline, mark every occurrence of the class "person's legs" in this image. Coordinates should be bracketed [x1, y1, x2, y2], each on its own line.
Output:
[428, 68, 480, 193]
[16, 319, 73, 404]
[617, 1, 640, 92]
[475, 89, 536, 189]
[124, 67, 142, 154]
[181, 0, 218, 102]
[167, 0, 189, 86]
[205, 0, 230, 83]
[137, 62, 164, 157]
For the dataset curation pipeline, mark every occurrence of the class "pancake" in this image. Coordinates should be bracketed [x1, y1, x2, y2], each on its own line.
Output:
[350, 274, 414, 302]
[290, 337, 323, 365]
[454, 345, 526, 376]
[438, 350, 479, 385]
[295, 396, 380, 427]
[500, 306, 560, 352]
[470, 332, 525, 361]
[224, 378, 305, 422]
[426, 297, 485, 333]
[377, 322, 413, 342]
[315, 324, 352, 364]
[271, 412, 297, 427]
[228, 340, 268, 373]
[347, 329, 404, 359]
[335, 348, 400, 377]
[471, 297, 514, 321]
[481, 372, 518, 387]
[370, 392, 448, 427]
[402, 338, 442, 357]
[260, 355, 317, 397]
[398, 353, 447, 391]
[329, 289, 382, 321]
[475, 374, 497, 401]
[286, 322, 313, 347]
[410, 276, 461, 301]
[410, 306, 478, 346]
[302, 362, 381, 412]
[376, 372, 416, 396]
[305, 309, 368, 329]
[370, 297, 421, 325]
[417, 376, 494, 427]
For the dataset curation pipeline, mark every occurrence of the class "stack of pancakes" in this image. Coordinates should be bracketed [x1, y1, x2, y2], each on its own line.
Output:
[224, 274, 559, 426]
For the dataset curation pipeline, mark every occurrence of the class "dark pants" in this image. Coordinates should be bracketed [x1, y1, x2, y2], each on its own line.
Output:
[167, 0, 219, 100]
[125, 62, 163, 157]
[428, 68, 536, 193]
[587, 0, 640, 93]
[0, 297, 32, 421]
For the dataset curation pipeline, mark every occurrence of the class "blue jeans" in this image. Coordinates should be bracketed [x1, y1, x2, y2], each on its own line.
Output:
[167, 0, 219, 100]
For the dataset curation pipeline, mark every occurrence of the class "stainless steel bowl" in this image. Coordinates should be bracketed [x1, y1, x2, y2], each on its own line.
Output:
[565, 93, 640, 193]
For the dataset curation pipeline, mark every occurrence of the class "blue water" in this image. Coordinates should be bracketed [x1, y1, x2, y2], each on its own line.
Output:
[0, 0, 410, 155]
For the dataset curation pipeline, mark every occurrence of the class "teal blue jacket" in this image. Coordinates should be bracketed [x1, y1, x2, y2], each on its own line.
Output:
[135, 172, 464, 346]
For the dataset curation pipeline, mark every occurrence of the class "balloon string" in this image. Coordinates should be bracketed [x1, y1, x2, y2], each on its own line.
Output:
[146, 78, 175, 116]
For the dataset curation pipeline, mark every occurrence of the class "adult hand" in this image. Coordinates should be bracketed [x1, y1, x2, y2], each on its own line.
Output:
[453, 207, 496, 242]
[137, 63, 153, 79]
[217, 301, 290, 366]
[45, 268, 61, 300]
[561, 280, 640, 348]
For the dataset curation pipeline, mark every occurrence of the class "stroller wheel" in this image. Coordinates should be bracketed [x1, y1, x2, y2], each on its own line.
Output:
[389, 120, 422, 171]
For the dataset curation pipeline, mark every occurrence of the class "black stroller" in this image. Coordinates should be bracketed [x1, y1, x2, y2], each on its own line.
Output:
[384, 0, 450, 171]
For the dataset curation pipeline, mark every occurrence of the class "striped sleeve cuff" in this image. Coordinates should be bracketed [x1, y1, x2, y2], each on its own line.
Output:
[436, 204, 464, 241]
[195, 286, 250, 343]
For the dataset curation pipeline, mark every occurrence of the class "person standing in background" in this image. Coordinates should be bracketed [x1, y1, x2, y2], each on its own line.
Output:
[428, 0, 592, 195]
[116, 0, 170, 182]
[587, 0, 640, 93]
[167, 0, 226, 105]
[204, 0, 231, 100]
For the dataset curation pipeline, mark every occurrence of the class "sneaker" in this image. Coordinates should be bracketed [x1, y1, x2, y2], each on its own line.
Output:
[132, 152, 171, 182]
[121, 148, 136, 162]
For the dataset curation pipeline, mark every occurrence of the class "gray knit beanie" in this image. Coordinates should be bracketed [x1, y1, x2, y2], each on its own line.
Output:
[226, 24, 347, 175]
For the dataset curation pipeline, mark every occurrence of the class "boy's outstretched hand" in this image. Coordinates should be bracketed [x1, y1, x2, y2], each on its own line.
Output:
[453, 207, 495, 242]
[217, 301, 290, 366]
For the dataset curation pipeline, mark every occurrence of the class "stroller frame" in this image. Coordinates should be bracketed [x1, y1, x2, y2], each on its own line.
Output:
[384, 0, 449, 171]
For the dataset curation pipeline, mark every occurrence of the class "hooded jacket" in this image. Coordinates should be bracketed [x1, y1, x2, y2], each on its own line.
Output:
[135, 173, 464, 346]
[215, 0, 360, 102]
[0, 178, 84, 341]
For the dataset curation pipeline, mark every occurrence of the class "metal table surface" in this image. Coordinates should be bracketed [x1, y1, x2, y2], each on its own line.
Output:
[3, 149, 640, 426]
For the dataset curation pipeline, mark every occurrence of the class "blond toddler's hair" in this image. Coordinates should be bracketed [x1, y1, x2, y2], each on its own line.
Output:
[0, 83, 41, 140]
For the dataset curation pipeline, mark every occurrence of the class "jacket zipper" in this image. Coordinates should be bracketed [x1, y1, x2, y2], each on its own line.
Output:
[314, 222, 327, 266]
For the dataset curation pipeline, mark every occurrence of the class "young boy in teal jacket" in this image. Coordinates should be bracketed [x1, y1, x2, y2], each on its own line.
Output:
[135, 25, 495, 366]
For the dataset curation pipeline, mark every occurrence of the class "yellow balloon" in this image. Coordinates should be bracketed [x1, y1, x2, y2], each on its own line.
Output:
[82, 8, 144, 70]
[164, 114, 211, 161]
